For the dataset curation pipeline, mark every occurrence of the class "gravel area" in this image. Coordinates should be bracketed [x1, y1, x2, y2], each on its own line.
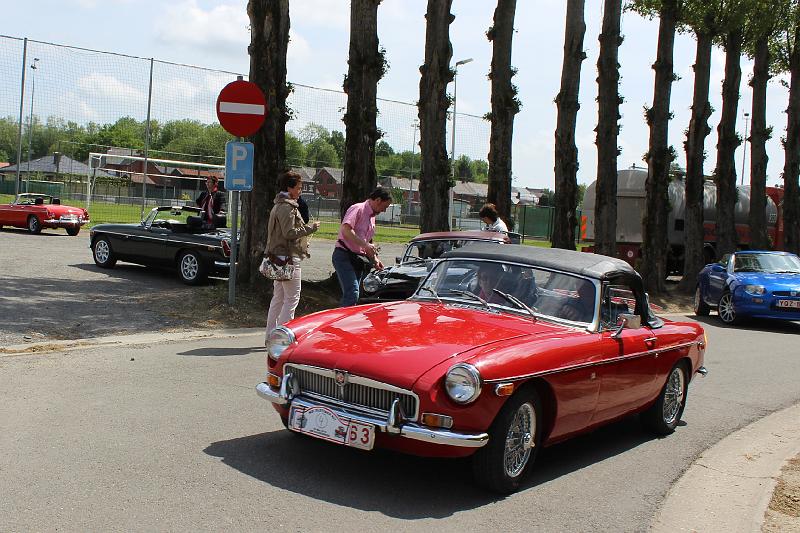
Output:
[0, 227, 405, 347]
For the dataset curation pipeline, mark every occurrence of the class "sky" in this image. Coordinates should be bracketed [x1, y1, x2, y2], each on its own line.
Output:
[2, 0, 792, 190]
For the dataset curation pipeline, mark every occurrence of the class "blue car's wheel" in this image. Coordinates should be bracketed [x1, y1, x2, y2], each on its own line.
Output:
[694, 286, 710, 316]
[717, 291, 740, 325]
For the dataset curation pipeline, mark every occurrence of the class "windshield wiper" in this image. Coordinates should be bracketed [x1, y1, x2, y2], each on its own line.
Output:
[445, 289, 490, 310]
[417, 286, 442, 304]
[492, 289, 538, 322]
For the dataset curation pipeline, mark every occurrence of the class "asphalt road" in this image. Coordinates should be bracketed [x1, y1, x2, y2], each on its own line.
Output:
[0, 226, 406, 347]
[2, 317, 799, 531]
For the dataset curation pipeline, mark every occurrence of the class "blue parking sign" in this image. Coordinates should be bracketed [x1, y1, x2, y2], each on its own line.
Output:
[225, 141, 254, 191]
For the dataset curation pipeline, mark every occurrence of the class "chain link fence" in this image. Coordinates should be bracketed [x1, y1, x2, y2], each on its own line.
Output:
[0, 34, 559, 241]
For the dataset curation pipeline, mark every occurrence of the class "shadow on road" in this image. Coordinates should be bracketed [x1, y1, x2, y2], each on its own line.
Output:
[689, 314, 800, 335]
[204, 415, 661, 517]
[178, 346, 263, 357]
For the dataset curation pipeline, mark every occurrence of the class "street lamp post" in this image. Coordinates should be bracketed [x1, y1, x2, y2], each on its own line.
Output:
[409, 120, 419, 217]
[26, 57, 39, 193]
[740, 111, 750, 186]
[449, 57, 473, 229]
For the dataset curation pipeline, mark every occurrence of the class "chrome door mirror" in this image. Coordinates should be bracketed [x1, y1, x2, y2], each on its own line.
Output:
[610, 313, 641, 338]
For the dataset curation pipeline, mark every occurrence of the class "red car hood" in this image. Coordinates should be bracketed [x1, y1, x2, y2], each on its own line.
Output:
[47, 205, 86, 216]
[284, 300, 563, 389]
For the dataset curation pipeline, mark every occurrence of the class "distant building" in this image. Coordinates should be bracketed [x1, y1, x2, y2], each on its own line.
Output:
[0, 153, 114, 180]
[315, 167, 343, 198]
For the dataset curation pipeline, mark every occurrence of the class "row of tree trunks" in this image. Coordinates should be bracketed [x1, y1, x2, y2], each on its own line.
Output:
[486, 0, 518, 230]
[593, 0, 622, 257]
[552, 0, 586, 251]
[340, 0, 382, 219]
[714, 28, 743, 259]
[418, 0, 454, 234]
[641, 0, 678, 294]
[748, 34, 771, 251]
[241, 0, 290, 287]
[783, 24, 800, 255]
[677, 25, 713, 294]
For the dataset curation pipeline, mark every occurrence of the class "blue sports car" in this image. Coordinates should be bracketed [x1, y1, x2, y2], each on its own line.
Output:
[695, 251, 800, 325]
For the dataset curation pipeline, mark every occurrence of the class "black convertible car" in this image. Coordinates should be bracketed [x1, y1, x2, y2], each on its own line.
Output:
[359, 230, 509, 302]
[89, 206, 233, 285]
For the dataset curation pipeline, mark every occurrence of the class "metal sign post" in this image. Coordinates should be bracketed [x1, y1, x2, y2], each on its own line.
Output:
[224, 140, 255, 306]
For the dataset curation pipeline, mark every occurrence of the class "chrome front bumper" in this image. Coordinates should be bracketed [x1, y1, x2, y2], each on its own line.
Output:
[256, 378, 488, 449]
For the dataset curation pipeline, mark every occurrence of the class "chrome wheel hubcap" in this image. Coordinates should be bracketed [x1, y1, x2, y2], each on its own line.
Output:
[719, 294, 735, 323]
[95, 241, 109, 263]
[662, 367, 685, 425]
[504, 402, 535, 478]
[181, 255, 198, 280]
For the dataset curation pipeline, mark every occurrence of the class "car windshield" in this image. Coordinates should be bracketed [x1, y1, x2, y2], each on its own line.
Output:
[402, 239, 497, 262]
[734, 253, 800, 273]
[414, 258, 597, 324]
[143, 206, 200, 229]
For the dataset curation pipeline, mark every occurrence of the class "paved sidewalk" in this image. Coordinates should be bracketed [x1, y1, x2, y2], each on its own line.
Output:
[651, 402, 800, 532]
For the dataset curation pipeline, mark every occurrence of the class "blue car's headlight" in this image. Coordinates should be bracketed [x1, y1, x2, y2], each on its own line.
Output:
[744, 285, 766, 296]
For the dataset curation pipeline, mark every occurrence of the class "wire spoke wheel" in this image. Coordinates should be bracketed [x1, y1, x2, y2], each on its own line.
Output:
[662, 367, 685, 426]
[503, 402, 535, 478]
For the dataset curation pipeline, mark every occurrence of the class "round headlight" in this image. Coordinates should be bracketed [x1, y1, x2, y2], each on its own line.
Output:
[445, 363, 482, 404]
[362, 272, 383, 293]
[267, 326, 295, 361]
[744, 285, 766, 295]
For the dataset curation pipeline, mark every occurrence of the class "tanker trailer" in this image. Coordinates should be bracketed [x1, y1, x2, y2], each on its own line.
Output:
[581, 168, 778, 274]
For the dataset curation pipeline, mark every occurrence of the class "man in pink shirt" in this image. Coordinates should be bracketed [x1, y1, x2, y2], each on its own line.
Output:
[332, 188, 392, 306]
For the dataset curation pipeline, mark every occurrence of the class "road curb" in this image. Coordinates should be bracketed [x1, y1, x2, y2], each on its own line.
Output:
[0, 327, 265, 357]
[651, 402, 800, 532]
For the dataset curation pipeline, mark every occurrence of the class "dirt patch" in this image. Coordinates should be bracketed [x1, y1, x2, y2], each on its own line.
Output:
[649, 286, 695, 315]
[763, 455, 800, 531]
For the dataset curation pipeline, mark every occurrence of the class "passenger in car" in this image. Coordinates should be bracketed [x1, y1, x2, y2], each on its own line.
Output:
[559, 280, 596, 323]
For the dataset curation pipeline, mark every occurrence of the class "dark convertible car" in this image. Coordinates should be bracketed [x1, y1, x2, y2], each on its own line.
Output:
[90, 206, 233, 285]
[359, 231, 510, 302]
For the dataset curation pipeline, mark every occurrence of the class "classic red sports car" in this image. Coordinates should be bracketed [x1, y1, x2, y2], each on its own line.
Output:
[0, 194, 89, 236]
[256, 245, 707, 493]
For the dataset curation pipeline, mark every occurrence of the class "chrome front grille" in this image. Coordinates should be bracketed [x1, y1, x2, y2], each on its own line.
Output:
[285, 364, 419, 420]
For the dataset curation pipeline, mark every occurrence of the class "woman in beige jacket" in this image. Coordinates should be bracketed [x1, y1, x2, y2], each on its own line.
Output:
[265, 171, 320, 334]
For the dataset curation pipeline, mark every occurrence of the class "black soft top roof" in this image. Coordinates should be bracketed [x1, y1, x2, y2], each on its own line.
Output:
[443, 243, 642, 285]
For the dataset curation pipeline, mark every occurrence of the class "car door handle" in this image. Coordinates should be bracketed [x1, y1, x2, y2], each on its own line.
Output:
[644, 337, 657, 347]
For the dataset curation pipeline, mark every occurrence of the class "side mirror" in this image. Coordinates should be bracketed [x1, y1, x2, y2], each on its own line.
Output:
[610, 313, 642, 338]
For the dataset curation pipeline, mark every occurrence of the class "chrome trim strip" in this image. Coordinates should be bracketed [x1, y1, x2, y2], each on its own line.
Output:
[483, 340, 698, 384]
[92, 230, 225, 249]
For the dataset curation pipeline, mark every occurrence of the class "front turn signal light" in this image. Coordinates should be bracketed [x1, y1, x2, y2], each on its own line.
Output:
[266, 373, 281, 388]
[421, 413, 453, 429]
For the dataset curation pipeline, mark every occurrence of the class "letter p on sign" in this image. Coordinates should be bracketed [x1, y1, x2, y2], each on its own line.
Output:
[225, 141, 254, 192]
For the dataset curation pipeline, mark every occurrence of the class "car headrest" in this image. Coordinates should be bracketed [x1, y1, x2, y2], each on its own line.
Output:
[52, 197, 60, 204]
[34, 197, 44, 205]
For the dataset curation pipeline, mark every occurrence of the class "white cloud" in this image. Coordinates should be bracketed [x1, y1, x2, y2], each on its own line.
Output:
[290, 0, 349, 30]
[77, 73, 145, 102]
[154, 0, 249, 56]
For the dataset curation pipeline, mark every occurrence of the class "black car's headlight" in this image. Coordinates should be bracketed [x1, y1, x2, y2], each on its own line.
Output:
[362, 272, 384, 293]
[445, 363, 482, 404]
[267, 326, 295, 361]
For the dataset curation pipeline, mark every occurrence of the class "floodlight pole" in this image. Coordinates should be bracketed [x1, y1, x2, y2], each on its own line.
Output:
[740, 112, 750, 186]
[14, 38, 28, 199]
[408, 120, 418, 217]
[449, 57, 472, 229]
[25, 57, 39, 194]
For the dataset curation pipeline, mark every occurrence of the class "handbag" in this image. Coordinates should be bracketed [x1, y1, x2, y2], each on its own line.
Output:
[259, 254, 295, 281]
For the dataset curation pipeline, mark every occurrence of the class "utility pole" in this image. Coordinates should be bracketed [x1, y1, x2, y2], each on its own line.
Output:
[740, 111, 750, 186]
[449, 57, 473, 228]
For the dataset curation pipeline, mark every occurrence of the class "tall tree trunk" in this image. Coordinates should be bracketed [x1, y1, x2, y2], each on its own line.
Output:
[678, 28, 713, 293]
[340, 0, 383, 219]
[714, 29, 743, 258]
[241, 0, 290, 286]
[418, 0, 454, 233]
[594, 0, 622, 257]
[553, 0, 586, 250]
[748, 34, 771, 250]
[783, 26, 800, 254]
[641, 0, 678, 294]
[486, 0, 518, 229]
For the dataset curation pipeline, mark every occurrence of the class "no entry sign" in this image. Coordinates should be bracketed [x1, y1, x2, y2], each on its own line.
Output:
[216, 80, 266, 137]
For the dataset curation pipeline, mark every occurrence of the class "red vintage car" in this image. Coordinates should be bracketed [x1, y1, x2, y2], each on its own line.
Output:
[256, 245, 707, 493]
[0, 194, 89, 236]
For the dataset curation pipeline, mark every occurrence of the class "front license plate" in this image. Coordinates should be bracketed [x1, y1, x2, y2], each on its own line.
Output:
[288, 405, 375, 451]
[776, 299, 800, 309]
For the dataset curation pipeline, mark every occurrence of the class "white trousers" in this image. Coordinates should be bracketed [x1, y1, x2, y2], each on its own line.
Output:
[266, 265, 302, 337]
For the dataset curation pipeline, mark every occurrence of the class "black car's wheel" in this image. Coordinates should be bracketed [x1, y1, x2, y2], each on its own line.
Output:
[693, 286, 710, 316]
[66, 227, 80, 236]
[472, 388, 541, 494]
[27, 215, 42, 234]
[717, 290, 740, 325]
[178, 250, 208, 285]
[92, 236, 117, 268]
[642, 362, 688, 435]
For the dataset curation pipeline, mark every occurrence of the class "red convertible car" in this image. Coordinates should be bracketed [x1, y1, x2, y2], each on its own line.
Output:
[0, 194, 89, 235]
[257, 245, 707, 493]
